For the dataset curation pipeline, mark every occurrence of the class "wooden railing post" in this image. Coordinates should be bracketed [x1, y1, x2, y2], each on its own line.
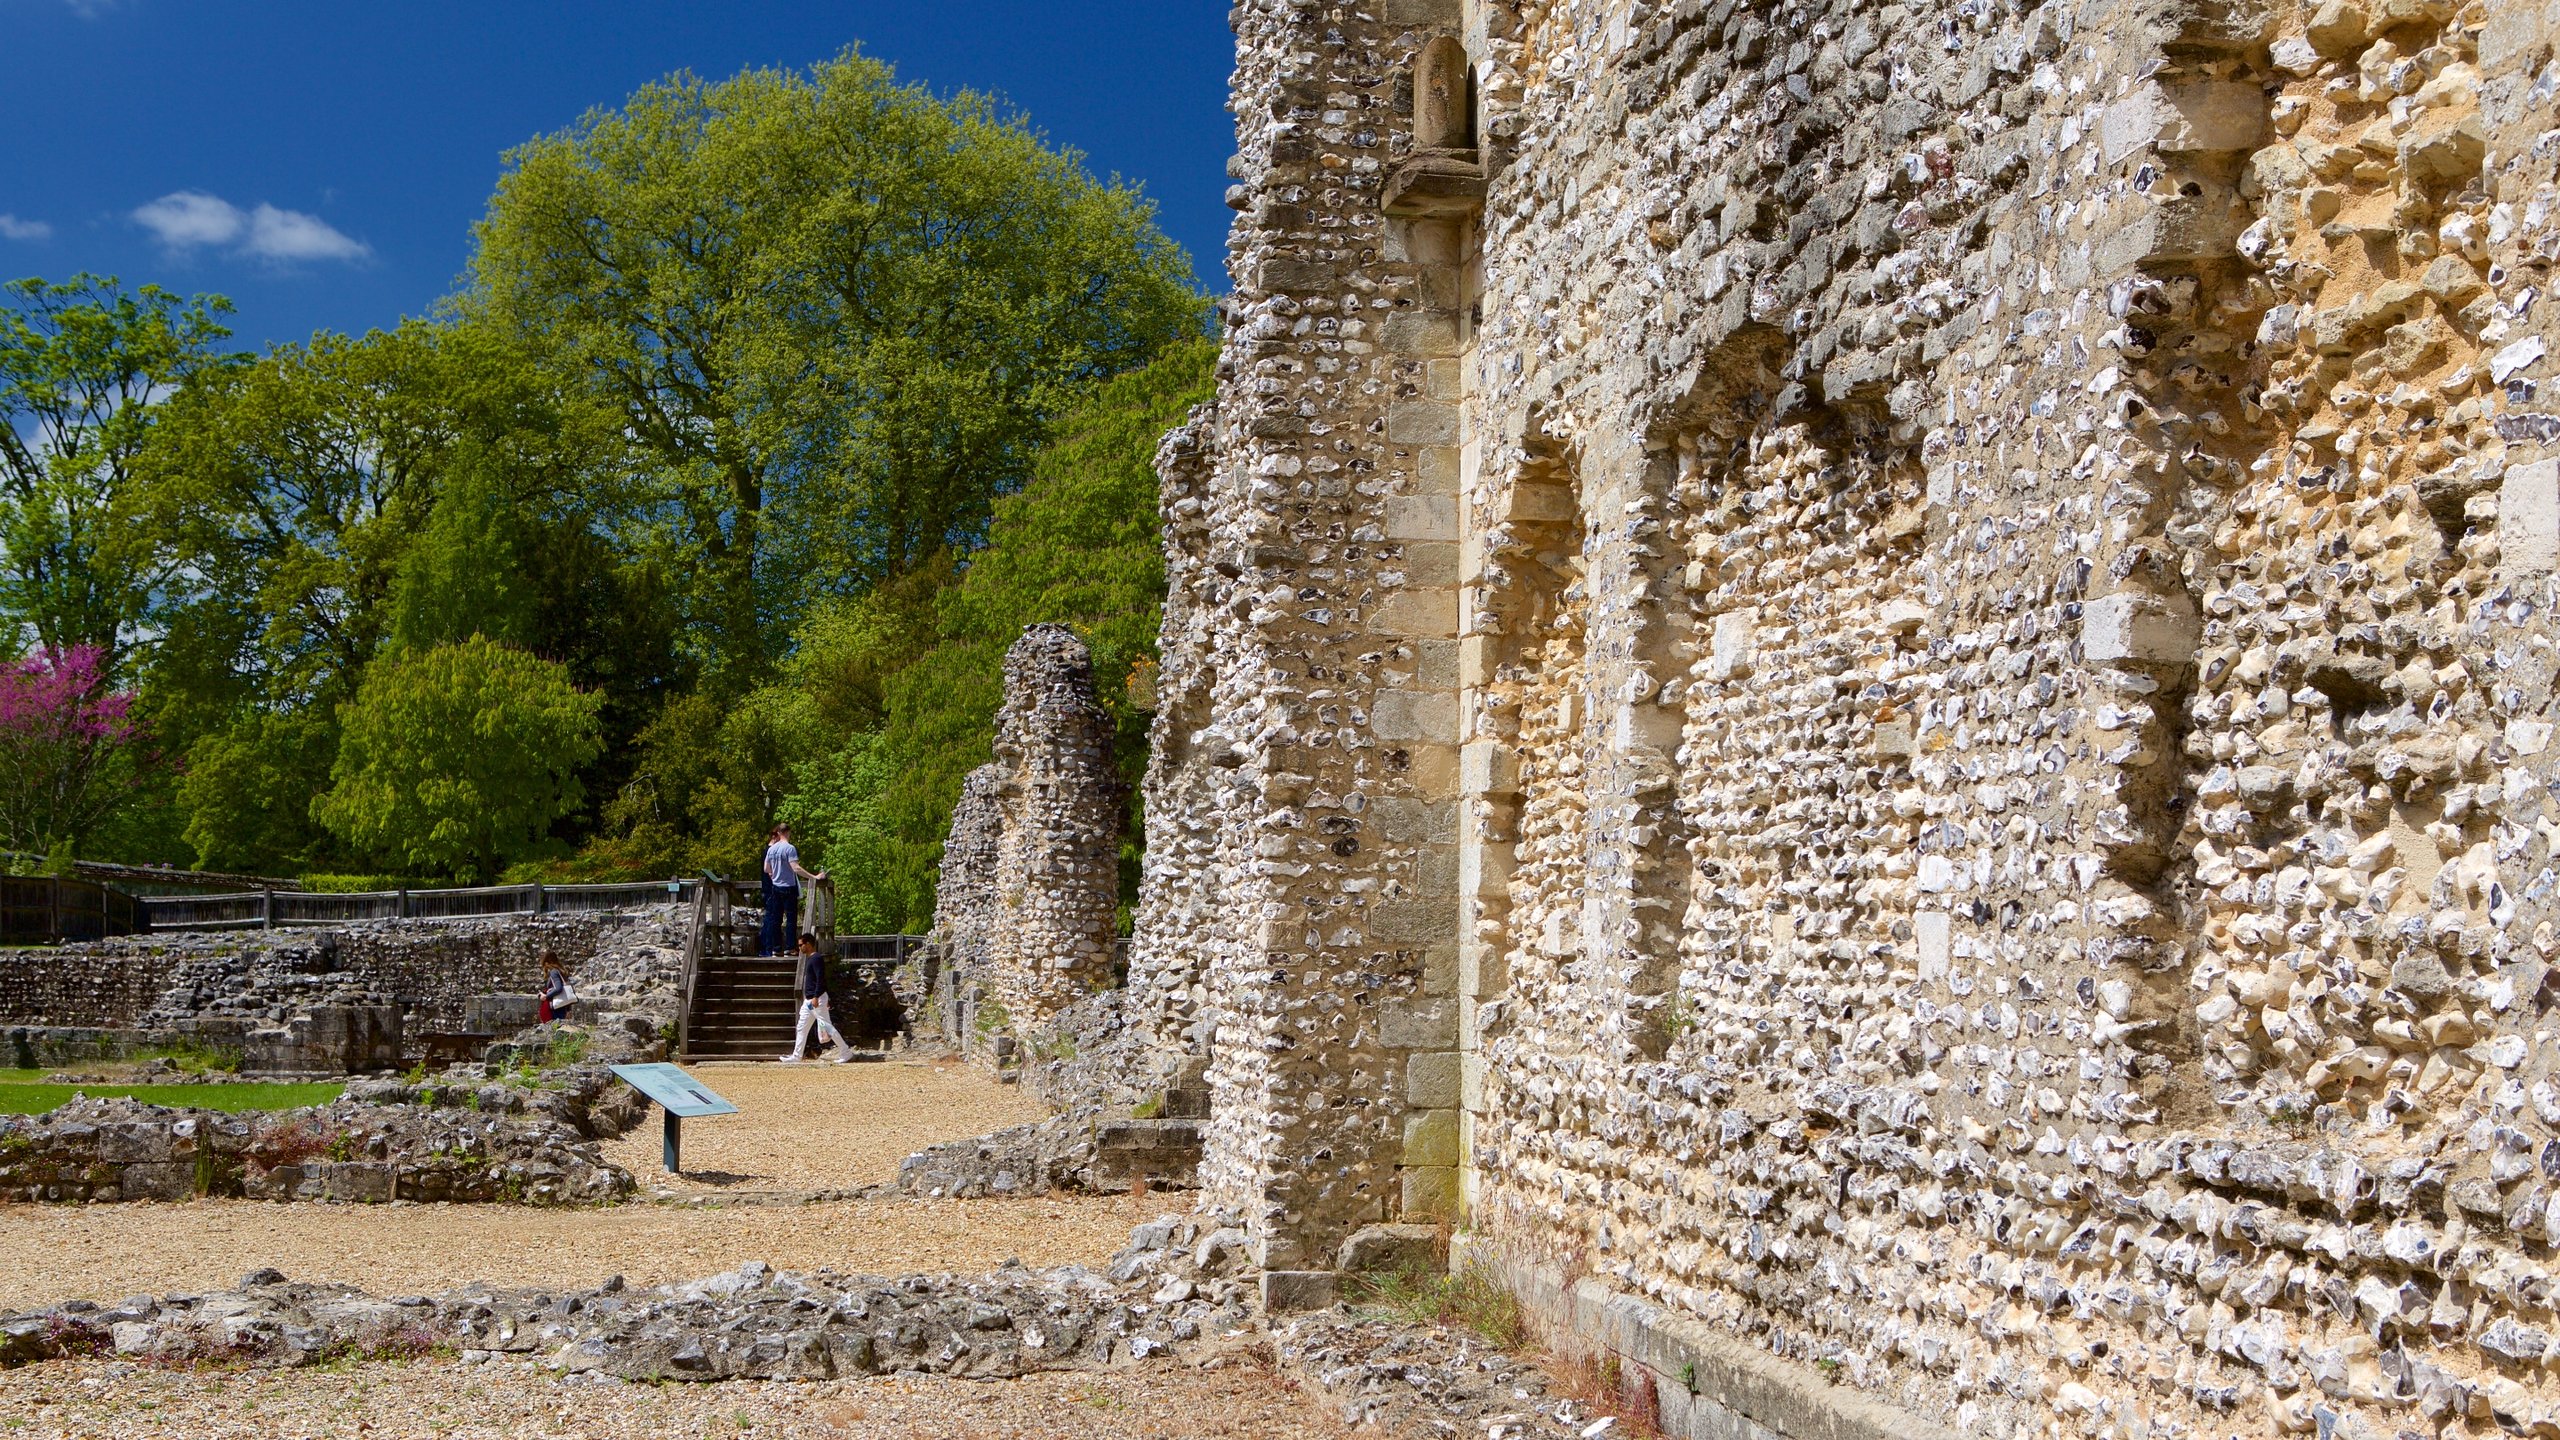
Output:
[532, 881, 547, 915]
[46, 878, 61, 944]
[261, 888, 275, 929]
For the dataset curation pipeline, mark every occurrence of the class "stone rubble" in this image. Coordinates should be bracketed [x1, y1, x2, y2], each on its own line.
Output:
[0, 1213, 1266, 1382]
[0, 1094, 633, 1206]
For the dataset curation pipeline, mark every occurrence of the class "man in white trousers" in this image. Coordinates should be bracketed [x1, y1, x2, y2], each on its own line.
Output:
[780, 934, 853, 1063]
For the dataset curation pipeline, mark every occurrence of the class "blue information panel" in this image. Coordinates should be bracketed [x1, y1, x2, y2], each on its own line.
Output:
[610, 1063, 739, 1118]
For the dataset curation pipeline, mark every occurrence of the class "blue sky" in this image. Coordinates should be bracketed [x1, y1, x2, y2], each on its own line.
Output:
[0, 0, 1237, 351]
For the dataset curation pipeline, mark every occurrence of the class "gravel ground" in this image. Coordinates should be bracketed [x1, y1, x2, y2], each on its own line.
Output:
[597, 1057, 1047, 1195]
[0, 1355, 1352, 1439]
[0, 1194, 1147, 1313]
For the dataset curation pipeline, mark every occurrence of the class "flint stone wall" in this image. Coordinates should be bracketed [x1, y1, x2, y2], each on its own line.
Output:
[926, 627, 1127, 1050]
[1144, 0, 2560, 1435]
[0, 1095, 632, 1206]
[0, 909, 684, 1044]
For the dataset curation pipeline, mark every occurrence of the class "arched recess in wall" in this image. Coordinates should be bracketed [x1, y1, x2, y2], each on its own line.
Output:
[1413, 35, 1476, 152]
[1648, 326, 1931, 1067]
[1474, 425, 1589, 1032]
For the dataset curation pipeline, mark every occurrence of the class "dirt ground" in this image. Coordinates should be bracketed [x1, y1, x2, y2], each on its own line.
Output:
[0, 1193, 1150, 1312]
[0, 1055, 1118, 1312]
[596, 1056, 1047, 1196]
[0, 1356, 1356, 1439]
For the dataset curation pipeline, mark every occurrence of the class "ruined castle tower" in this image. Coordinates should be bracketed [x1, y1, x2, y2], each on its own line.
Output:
[984, 625, 1126, 1028]
[1134, 0, 2560, 1434]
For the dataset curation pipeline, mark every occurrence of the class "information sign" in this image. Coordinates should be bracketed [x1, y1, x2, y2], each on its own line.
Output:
[610, 1063, 739, 1116]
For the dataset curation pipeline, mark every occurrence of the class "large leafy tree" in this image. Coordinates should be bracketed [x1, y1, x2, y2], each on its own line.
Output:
[779, 337, 1214, 928]
[141, 321, 683, 874]
[468, 48, 1205, 690]
[0, 275, 232, 669]
[314, 637, 604, 881]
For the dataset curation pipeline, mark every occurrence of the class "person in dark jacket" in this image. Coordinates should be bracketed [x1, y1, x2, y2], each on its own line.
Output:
[779, 934, 851, 1063]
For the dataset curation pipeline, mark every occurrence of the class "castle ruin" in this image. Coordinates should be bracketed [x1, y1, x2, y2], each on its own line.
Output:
[1112, 0, 2560, 1435]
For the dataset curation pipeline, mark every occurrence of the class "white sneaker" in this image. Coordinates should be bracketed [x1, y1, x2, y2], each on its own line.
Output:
[830, 1047, 855, 1064]
[777, 1054, 802, 1064]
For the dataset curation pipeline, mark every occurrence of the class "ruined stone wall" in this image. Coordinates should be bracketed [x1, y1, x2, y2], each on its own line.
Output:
[923, 627, 1129, 1051]
[1151, 0, 2560, 1432]
[0, 909, 684, 1036]
[986, 625, 1127, 1026]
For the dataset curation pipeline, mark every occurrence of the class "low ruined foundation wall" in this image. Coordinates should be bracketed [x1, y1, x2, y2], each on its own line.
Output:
[0, 908, 684, 1040]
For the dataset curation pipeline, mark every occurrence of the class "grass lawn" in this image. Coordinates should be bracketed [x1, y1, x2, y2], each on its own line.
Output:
[0, 1081, 342, 1116]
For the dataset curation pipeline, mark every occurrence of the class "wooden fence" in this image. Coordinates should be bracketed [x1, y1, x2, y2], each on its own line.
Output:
[142, 879, 696, 931]
[0, 875, 148, 945]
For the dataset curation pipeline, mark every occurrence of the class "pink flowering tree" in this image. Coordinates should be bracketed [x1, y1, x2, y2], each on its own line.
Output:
[0, 644, 144, 854]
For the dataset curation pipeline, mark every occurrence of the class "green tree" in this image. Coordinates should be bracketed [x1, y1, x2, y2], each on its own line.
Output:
[0, 275, 232, 669]
[778, 337, 1213, 928]
[468, 48, 1204, 688]
[314, 637, 604, 880]
[138, 320, 684, 871]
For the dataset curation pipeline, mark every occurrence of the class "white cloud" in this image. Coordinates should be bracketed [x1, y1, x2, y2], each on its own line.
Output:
[62, 0, 119, 16]
[242, 204, 368, 262]
[0, 215, 50, 242]
[132, 191, 246, 248]
[131, 190, 370, 265]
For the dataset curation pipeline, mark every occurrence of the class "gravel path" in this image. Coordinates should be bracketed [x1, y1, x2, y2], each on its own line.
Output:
[0, 1193, 1148, 1312]
[597, 1056, 1047, 1195]
[0, 1355, 1353, 1439]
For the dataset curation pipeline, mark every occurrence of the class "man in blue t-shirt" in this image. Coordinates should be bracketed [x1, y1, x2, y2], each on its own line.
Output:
[759, 824, 825, 956]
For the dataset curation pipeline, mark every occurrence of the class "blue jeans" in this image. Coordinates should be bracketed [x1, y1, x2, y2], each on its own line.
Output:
[760, 882, 799, 956]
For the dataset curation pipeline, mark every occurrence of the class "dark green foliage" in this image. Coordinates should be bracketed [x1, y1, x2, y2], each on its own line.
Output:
[781, 338, 1213, 929]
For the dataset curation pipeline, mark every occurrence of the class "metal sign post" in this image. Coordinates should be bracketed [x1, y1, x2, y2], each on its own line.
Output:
[609, 1063, 739, 1175]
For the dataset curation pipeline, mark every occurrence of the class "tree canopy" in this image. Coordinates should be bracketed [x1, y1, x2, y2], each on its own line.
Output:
[314, 637, 604, 881]
[0, 48, 1208, 889]
[470, 48, 1205, 689]
[0, 275, 231, 670]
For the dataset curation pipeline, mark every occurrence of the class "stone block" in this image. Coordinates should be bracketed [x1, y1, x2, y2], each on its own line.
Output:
[1381, 310, 1460, 356]
[1383, 998, 1458, 1049]
[1399, 541, 1461, 588]
[1369, 896, 1459, 943]
[1916, 911, 1951, 983]
[2503, 460, 2560, 580]
[1385, 493, 1459, 542]
[1871, 717, 1916, 761]
[2100, 81, 2266, 162]
[1371, 687, 1460, 742]
[1403, 1108, 1460, 1166]
[1371, 590, 1459, 640]
[1406, 1050, 1461, 1107]
[1400, 1165, 1459, 1220]
[1382, 0, 1460, 21]
[1707, 609, 1756, 679]
[1260, 1271, 1341, 1314]
[1386, 402, 1461, 446]
[1461, 740, 1518, 796]
[1371, 796, 1457, 845]
[1256, 258, 1337, 293]
[1461, 839, 1515, 899]
[1504, 482, 1578, 525]
[2092, 192, 2249, 269]
[1338, 1223, 1444, 1275]
[2082, 591, 2199, 666]
[1090, 1118, 1204, 1190]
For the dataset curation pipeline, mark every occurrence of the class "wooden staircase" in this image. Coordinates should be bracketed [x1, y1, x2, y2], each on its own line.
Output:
[683, 951, 806, 1060]
[672, 877, 923, 1060]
